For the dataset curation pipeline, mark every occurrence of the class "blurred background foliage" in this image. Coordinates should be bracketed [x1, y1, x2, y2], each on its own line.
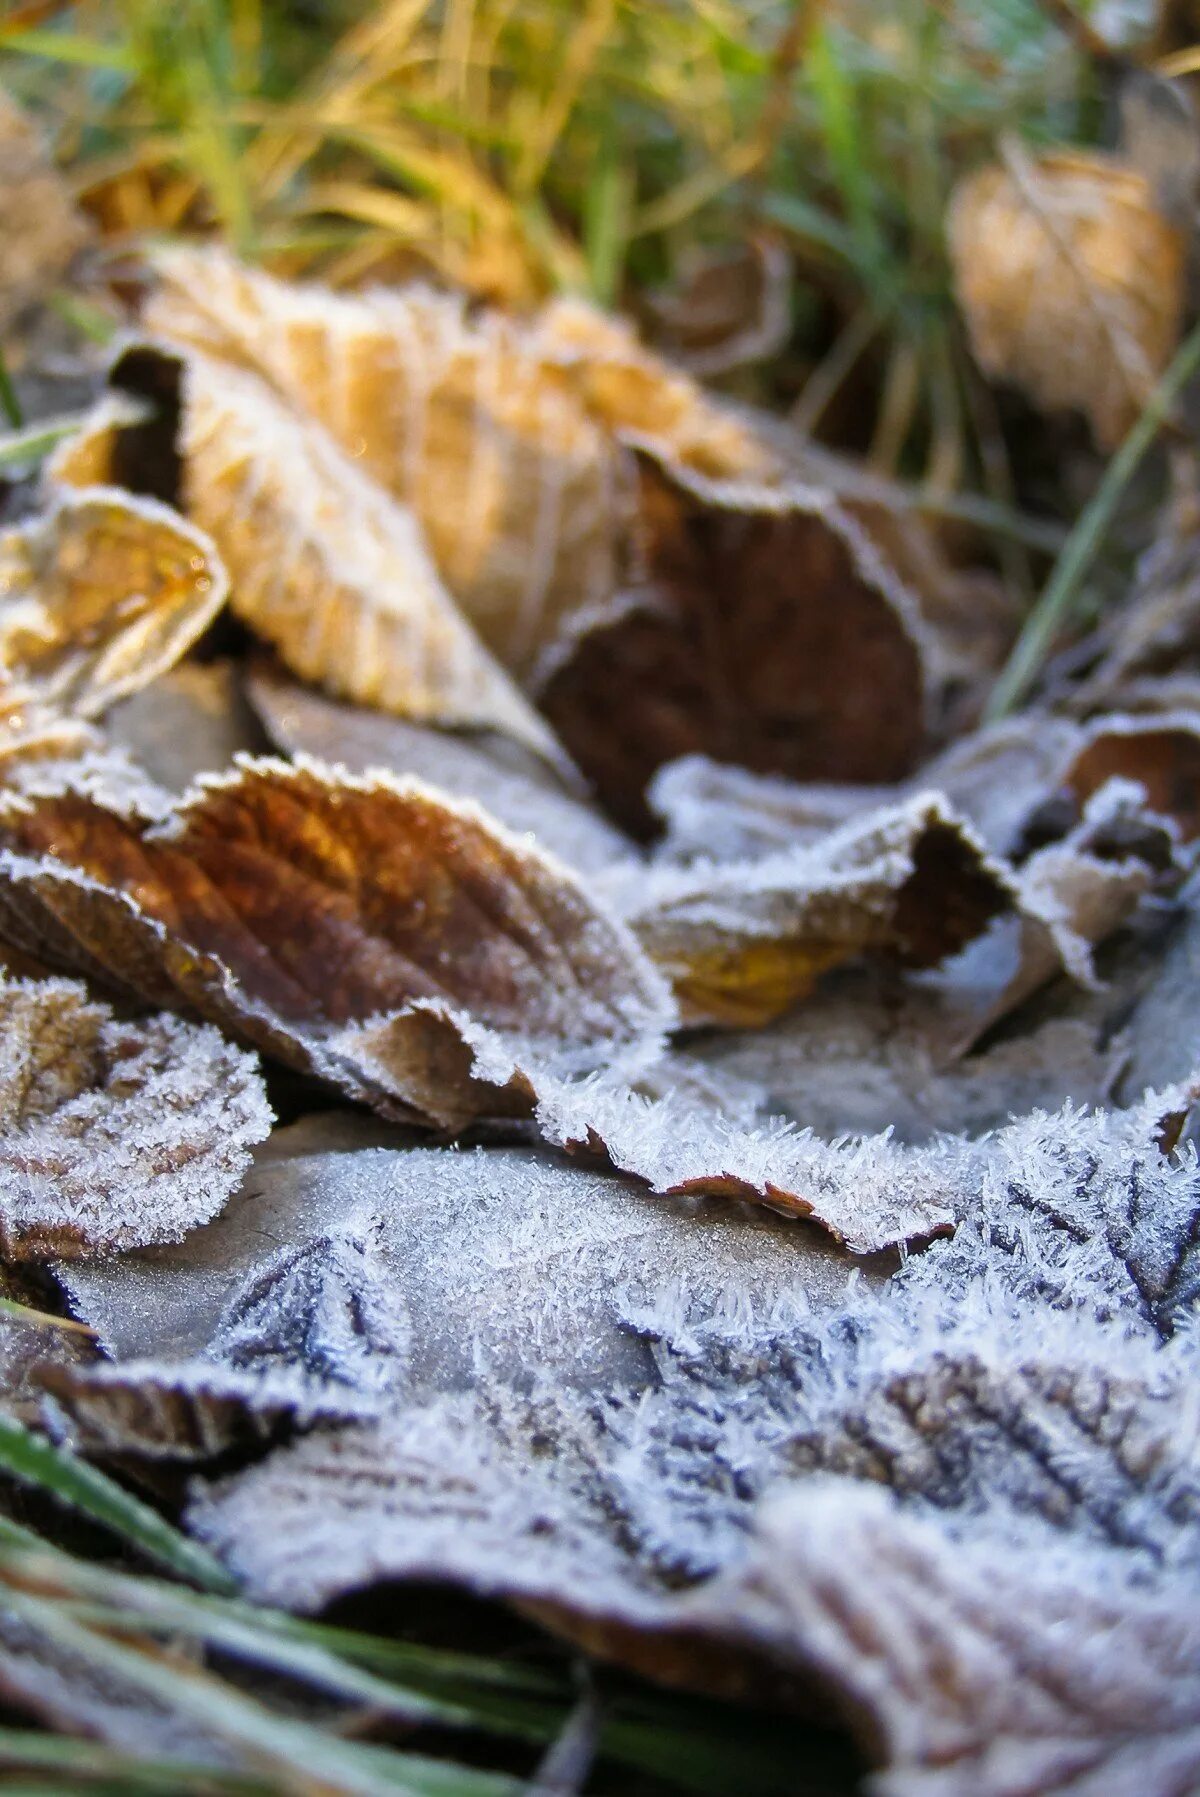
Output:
[0, 0, 1131, 487]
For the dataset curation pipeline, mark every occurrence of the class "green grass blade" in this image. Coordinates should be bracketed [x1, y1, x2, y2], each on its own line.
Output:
[0, 414, 96, 473]
[0, 1586, 519, 1797]
[0, 345, 22, 430]
[986, 315, 1200, 719]
[0, 1415, 234, 1593]
[4, 1550, 519, 1735]
[0, 1727, 269, 1794]
[0, 28, 135, 71]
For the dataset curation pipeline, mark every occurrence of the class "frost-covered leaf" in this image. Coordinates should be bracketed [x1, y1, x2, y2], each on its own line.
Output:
[539, 450, 932, 834]
[0, 757, 672, 1127]
[247, 659, 634, 876]
[531, 1075, 961, 1250]
[185, 1091, 1200, 1794]
[689, 1483, 1200, 1797]
[948, 146, 1186, 447]
[0, 489, 228, 751]
[1061, 711, 1200, 841]
[38, 1358, 369, 1464]
[0, 974, 270, 1261]
[145, 249, 769, 682]
[612, 792, 1010, 1026]
[174, 350, 567, 768]
[59, 1114, 869, 1407]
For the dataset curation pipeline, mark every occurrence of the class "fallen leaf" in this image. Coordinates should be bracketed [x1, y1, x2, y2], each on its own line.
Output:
[0, 487, 228, 745]
[539, 450, 931, 834]
[948, 145, 1186, 447]
[39, 1358, 370, 1464]
[59, 1114, 872, 1415]
[175, 351, 567, 769]
[145, 248, 770, 682]
[688, 1483, 1200, 1797]
[609, 793, 1011, 1026]
[0, 973, 270, 1260]
[179, 1087, 1200, 1797]
[1062, 711, 1200, 840]
[0, 756, 672, 1128]
[105, 661, 268, 796]
[246, 658, 635, 875]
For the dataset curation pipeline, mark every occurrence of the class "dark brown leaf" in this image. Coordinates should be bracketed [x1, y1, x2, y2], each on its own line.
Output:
[539, 450, 930, 834]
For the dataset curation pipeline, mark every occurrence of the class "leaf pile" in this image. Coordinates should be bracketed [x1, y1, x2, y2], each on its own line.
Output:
[3, 241, 1200, 1797]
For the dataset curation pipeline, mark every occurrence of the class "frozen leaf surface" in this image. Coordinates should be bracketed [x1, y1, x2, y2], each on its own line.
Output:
[59, 1116, 871, 1411]
[0, 757, 672, 1126]
[612, 793, 1010, 1026]
[0, 489, 228, 747]
[690, 1483, 1200, 1797]
[174, 350, 566, 767]
[0, 974, 270, 1260]
[186, 1091, 1200, 1796]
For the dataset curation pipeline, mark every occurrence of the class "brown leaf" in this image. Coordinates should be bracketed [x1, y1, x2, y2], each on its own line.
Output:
[0, 974, 270, 1260]
[246, 658, 634, 875]
[0, 757, 672, 1128]
[1062, 712, 1200, 841]
[948, 146, 1186, 447]
[175, 352, 567, 768]
[145, 248, 769, 682]
[539, 451, 931, 834]
[613, 794, 1011, 1027]
[0, 488, 228, 749]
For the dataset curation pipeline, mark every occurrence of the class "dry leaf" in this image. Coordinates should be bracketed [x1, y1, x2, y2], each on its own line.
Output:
[0, 93, 91, 334]
[0, 488, 228, 749]
[39, 1359, 370, 1463]
[1062, 711, 1200, 840]
[0, 756, 672, 1128]
[948, 146, 1186, 447]
[539, 450, 931, 834]
[610, 793, 1011, 1026]
[59, 1114, 872, 1418]
[246, 658, 635, 876]
[183, 1088, 1200, 1796]
[175, 352, 567, 768]
[0, 974, 270, 1260]
[105, 661, 267, 795]
[145, 248, 769, 682]
[689, 1483, 1200, 1797]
